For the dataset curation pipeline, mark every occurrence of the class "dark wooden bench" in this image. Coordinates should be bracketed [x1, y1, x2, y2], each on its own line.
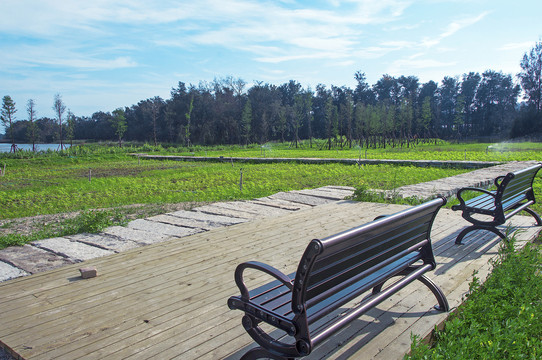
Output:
[451, 163, 542, 245]
[227, 197, 449, 360]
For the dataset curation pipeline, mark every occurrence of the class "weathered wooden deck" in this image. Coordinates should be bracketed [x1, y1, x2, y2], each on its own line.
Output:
[0, 200, 540, 360]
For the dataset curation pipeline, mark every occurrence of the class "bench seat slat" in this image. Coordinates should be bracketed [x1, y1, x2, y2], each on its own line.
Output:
[248, 277, 295, 319]
[464, 192, 495, 208]
[307, 252, 420, 325]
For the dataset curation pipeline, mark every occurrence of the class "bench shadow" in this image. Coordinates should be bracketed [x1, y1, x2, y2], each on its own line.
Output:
[224, 305, 443, 360]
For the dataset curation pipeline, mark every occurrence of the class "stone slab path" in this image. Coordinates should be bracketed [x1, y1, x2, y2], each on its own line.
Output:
[0, 160, 539, 284]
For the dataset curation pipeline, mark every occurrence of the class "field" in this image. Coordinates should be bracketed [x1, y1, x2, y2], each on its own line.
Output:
[0, 140, 540, 248]
[134, 139, 542, 162]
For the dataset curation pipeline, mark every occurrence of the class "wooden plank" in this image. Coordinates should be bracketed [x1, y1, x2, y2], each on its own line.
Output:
[0, 202, 386, 358]
[0, 202, 539, 360]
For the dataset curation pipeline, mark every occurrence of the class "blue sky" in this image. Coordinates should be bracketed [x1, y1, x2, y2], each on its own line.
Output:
[1, 0, 541, 130]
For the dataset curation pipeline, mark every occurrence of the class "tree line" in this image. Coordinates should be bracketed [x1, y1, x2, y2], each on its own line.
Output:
[2, 42, 542, 151]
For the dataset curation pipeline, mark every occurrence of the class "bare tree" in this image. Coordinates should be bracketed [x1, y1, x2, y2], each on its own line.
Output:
[53, 94, 66, 150]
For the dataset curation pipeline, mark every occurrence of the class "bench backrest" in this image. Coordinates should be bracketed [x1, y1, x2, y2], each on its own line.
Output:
[498, 163, 541, 209]
[291, 197, 445, 321]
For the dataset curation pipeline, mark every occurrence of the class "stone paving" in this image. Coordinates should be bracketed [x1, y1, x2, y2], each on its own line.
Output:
[0, 161, 539, 284]
[0, 186, 353, 283]
[385, 160, 540, 199]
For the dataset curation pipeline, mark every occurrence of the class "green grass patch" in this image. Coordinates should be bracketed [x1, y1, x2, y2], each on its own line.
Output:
[406, 236, 542, 360]
[0, 209, 128, 249]
[0, 141, 540, 248]
[141, 140, 542, 162]
[0, 152, 469, 219]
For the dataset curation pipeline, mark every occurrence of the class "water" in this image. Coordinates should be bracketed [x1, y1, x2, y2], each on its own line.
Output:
[0, 143, 70, 153]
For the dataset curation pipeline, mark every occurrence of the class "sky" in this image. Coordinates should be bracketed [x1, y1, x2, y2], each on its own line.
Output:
[1, 0, 541, 132]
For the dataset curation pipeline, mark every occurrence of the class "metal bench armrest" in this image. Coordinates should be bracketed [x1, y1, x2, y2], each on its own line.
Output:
[452, 187, 496, 210]
[494, 175, 506, 187]
[234, 261, 293, 300]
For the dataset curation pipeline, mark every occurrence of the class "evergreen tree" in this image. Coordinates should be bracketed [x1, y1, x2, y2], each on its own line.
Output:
[240, 99, 252, 146]
[1, 95, 17, 152]
[518, 41, 542, 113]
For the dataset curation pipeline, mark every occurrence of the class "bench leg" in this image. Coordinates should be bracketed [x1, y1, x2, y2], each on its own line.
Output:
[240, 347, 295, 360]
[455, 225, 505, 245]
[417, 275, 449, 312]
[522, 207, 542, 226]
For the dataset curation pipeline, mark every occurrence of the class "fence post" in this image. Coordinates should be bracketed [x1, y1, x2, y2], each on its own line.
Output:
[239, 168, 243, 191]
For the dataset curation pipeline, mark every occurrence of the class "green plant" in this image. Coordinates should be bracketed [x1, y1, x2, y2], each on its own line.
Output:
[406, 236, 542, 359]
[0, 209, 128, 249]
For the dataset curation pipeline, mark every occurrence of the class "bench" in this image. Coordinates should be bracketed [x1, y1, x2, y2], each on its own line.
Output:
[451, 163, 542, 245]
[227, 197, 449, 359]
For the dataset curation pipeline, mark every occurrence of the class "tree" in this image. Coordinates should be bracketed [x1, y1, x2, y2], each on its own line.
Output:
[26, 99, 38, 151]
[460, 72, 481, 136]
[518, 41, 542, 114]
[373, 74, 399, 104]
[325, 97, 338, 149]
[110, 108, 127, 147]
[184, 96, 194, 147]
[150, 97, 163, 146]
[354, 71, 375, 104]
[420, 96, 433, 138]
[438, 76, 460, 137]
[240, 99, 252, 146]
[1, 95, 17, 152]
[53, 93, 66, 150]
[475, 70, 520, 136]
[65, 110, 75, 147]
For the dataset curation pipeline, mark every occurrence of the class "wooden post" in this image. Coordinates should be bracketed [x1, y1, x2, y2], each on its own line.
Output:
[89, 168, 92, 182]
[138, 155, 140, 165]
[239, 168, 243, 192]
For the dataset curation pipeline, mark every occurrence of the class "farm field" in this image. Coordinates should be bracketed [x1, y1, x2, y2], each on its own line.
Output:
[157, 139, 542, 162]
[0, 140, 540, 248]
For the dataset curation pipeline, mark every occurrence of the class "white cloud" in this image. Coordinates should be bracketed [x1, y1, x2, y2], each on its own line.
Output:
[499, 42, 536, 51]
[422, 11, 490, 48]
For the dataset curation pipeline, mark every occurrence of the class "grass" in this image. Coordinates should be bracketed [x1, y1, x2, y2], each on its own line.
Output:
[117, 139, 542, 162]
[406, 234, 542, 359]
[0, 209, 128, 248]
[0, 140, 540, 249]
[0, 152, 470, 220]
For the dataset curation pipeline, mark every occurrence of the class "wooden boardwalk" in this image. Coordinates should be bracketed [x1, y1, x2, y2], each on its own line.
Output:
[0, 201, 540, 360]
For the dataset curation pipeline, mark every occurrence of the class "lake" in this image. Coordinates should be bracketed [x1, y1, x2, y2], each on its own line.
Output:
[0, 143, 70, 153]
